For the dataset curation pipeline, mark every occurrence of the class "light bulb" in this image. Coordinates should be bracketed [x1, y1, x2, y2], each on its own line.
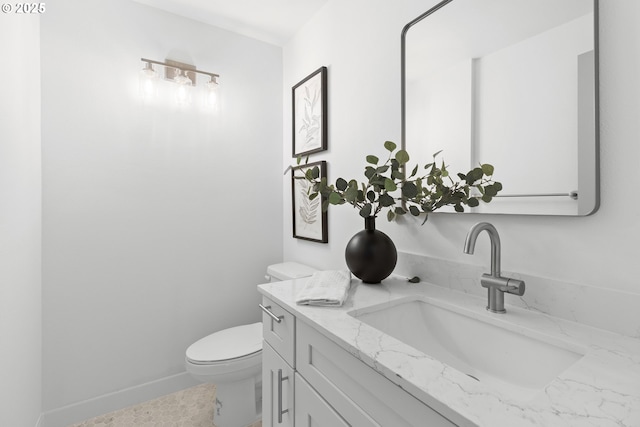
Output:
[139, 62, 158, 101]
[204, 77, 219, 112]
[174, 70, 192, 107]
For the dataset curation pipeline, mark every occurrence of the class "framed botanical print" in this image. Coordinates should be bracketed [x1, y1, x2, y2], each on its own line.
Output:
[291, 161, 328, 243]
[292, 66, 328, 157]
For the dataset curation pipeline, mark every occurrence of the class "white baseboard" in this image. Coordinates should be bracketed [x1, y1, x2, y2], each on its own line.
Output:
[41, 372, 199, 427]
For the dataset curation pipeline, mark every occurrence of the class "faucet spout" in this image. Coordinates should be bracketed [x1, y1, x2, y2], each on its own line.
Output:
[463, 222, 501, 277]
[463, 222, 524, 314]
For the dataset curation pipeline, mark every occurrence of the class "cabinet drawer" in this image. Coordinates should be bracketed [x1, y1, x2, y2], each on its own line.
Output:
[295, 373, 350, 427]
[296, 321, 457, 427]
[261, 297, 295, 367]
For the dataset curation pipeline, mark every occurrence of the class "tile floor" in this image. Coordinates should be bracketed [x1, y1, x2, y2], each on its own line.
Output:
[68, 383, 262, 427]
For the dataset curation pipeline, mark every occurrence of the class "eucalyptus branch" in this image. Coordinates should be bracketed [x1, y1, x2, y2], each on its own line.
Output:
[297, 141, 502, 223]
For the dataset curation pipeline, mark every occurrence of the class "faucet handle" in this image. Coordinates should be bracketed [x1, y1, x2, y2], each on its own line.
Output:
[480, 274, 525, 296]
[504, 278, 525, 296]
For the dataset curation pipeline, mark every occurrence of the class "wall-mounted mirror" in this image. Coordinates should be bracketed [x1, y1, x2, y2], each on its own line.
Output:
[401, 0, 599, 216]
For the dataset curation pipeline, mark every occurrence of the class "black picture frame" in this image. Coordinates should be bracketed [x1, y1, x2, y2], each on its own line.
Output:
[292, 66, 328, 157]
[291, 161, 328, 243]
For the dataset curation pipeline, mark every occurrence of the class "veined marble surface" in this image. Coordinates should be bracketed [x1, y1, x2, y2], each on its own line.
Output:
[396, 251, 640, 339]
[258, 276, 640, 427]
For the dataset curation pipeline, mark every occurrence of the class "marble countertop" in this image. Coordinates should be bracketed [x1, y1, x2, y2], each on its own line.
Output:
[258, 275, 640, 427]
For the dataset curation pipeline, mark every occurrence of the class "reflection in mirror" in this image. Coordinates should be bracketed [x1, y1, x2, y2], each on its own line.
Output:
[402, 0, 599, 216]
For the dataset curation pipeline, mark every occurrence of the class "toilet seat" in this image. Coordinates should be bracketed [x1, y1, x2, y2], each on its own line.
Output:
[185, 322, 263, 385]
[186, 322, 262, 364]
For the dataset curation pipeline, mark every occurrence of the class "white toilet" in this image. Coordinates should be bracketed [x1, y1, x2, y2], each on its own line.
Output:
[185, 262, 317, 427]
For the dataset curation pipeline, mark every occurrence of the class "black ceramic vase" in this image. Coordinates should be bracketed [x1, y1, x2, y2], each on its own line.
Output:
[345, 216, 397, 284]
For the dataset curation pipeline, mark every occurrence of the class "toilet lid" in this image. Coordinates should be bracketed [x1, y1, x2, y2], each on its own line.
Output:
[186, 322, 262, 362]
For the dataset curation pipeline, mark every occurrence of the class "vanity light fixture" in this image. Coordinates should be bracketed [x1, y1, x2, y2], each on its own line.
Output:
[139, 58, 220, 109]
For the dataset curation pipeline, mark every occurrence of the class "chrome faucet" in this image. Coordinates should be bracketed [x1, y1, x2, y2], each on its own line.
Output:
[463, 222, 525, 314]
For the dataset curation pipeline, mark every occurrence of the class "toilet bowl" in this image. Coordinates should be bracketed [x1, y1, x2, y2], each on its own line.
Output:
[185, 262, 317, 427]
[185, 322, 263, 427]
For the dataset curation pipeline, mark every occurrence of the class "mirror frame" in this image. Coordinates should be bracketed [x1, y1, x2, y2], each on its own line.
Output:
[400, 0, 600, 216]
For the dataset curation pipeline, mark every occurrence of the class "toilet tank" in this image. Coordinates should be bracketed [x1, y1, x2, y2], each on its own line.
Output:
[266, 262, 317, 282]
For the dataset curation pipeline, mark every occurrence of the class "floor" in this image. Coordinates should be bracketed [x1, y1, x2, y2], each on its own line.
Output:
[68, 383, 262, 427]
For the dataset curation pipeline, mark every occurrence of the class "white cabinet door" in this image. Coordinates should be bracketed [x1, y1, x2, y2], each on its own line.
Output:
[262, 342, 294, 427]
[295, 373, 350, 427]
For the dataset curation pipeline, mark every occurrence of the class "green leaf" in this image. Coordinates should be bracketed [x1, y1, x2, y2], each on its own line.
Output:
[309, 193, 318, 201]
[336, 178, 348, 191]
[329, 192, 342, 205]
[384, 141, 397, 152]
[310, 166, 320, 179]
[441, 161, 449, 177]
[384, 178, 397, 192]
[364, 166, 376, 179]
[356, 190, 365, 202]
[473, 167, 484, 180]
[366, 155, 379, 165]
[359, 204, 372, 218]
[395, 149, 410, 165]
[366, 191, 376, 202]
[375, 165, 389, 174]
[466, 167, 483, 184]
[387, 209, 396, 222]
[485, 185, 498, 197]
[379, 193, 395, 207]
[468, 197, 479, 207]
[344, 186, 359, 202]
[391, 169, 404, 180]
[432, 150, 443, 158]
[454, 204, 464, 213]
[409, 205, 421, 216]
[481, 164, 494, 176]
[402, 182, 418, 198]
[321, 199, 330, 212]
[395, 207, 407, 215]
[304, 169, 313, 180]
[410, 164, 419, 178]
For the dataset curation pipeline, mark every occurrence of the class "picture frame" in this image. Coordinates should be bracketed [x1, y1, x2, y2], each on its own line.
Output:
[292, 66, 328, 157]
[291, 161, 328, 243]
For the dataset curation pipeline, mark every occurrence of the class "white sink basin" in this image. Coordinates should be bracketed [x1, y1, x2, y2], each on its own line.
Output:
[349, 296, 584, 400]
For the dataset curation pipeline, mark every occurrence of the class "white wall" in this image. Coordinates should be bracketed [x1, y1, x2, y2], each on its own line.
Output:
[0, 13, 43, 427]
[41, 0, 283, 414]
[283, 0, 640, 296]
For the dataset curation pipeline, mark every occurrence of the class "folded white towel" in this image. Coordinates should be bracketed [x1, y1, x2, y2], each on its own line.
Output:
[295, 270, 352, 306]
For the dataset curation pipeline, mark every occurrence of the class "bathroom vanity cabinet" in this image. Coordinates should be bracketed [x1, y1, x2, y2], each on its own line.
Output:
[261, 296, 456, 427]
[259, 275, 640, 427]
